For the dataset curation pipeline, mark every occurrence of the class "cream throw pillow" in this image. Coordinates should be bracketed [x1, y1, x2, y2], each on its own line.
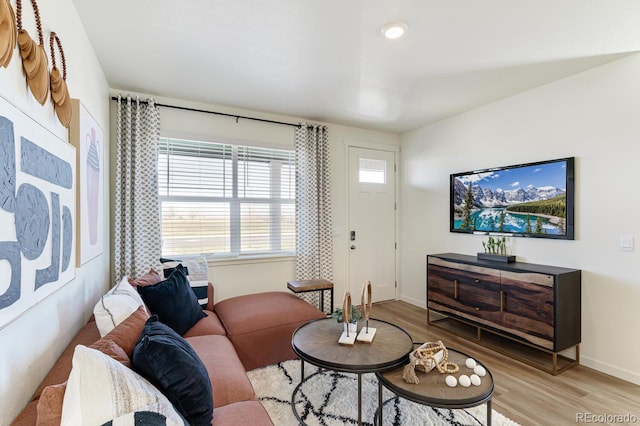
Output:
[94, 276, 146, 336]
[61, 345, 185, 426]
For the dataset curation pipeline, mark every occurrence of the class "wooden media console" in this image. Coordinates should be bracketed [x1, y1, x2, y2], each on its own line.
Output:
[426, 253, 581, 375]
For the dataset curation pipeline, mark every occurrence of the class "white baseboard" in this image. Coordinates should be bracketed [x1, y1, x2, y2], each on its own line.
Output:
[580, 356, 640, 386]
[398, 295, 425, 308]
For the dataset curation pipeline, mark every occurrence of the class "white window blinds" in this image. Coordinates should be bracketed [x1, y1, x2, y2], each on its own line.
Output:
[158, 138, 295, 257]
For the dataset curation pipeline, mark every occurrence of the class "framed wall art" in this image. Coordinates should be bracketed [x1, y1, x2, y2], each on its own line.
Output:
[0, 96, 76, 329]
[70, 99, 104, 265]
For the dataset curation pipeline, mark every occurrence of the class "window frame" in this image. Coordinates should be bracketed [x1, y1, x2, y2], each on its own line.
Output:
[158, 137, 296, 260]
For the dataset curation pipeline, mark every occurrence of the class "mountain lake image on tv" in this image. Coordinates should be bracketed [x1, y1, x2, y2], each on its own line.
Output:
[451, 157, 575, 239]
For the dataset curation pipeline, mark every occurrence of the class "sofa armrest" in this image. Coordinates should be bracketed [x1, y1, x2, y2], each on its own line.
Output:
[207, 282, 215, 312]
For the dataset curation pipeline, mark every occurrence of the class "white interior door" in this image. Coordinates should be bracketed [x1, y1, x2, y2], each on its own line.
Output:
[348, 146, 396, 303]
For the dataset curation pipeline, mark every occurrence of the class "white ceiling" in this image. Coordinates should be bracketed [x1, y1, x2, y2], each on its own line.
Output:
[72, 0, 640, 133]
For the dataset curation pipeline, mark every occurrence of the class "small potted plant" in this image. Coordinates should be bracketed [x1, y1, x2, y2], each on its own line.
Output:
[478, 236, 515, 263]
[332, 305, 362, 333]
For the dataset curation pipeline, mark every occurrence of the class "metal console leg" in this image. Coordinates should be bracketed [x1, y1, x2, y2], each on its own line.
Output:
[357, 373, 362, 425]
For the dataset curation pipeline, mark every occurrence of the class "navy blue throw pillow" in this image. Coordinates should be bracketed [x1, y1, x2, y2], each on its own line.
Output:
[132, 316, 213, 425]
[159, 257, 209, 309]
[136, 264, 205, 335]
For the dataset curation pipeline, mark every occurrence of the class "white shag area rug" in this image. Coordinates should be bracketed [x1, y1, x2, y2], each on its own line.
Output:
[247, 360, 520, 426]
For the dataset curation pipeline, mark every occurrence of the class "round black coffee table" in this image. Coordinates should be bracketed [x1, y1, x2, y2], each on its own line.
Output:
[291, 317, 413, 425]
[375, 348, 494, 425]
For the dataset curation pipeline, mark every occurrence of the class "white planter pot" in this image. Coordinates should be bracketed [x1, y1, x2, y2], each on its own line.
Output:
[343, 322, 358, 333]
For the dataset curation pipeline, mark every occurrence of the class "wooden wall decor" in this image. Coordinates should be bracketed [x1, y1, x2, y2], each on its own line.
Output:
[0, 0, 17, 68]
[49, 32, 71, 127]
[16, 0, 49, 105]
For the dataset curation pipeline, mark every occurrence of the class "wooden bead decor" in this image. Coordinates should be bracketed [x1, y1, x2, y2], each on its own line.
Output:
[0, 0, 17, 68]
[49, 31, 71, 127]
[16, 0, 49, 105]
[402, 340, 460, 384]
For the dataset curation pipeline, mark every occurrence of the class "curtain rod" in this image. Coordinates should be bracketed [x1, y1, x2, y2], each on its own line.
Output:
[111, 96, 304, 128]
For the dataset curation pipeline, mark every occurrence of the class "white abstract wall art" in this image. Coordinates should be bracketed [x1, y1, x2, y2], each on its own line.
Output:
[0, 96, 76, 329]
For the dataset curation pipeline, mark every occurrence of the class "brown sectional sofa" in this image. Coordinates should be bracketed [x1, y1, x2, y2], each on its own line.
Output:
[12, 286, 325, 425]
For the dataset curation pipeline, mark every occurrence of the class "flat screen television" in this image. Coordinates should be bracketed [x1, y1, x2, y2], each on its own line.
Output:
[450, 157, 575, 240]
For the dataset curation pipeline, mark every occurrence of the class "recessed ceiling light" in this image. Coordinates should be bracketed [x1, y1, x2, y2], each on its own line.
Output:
[381, 22, 408, 40]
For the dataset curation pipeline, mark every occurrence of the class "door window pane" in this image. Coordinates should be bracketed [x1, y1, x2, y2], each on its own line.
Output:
[359, 158, 386, 184]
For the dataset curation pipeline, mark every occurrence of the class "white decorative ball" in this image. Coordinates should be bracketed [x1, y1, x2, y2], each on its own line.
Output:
[465, 358, 477, 369]
[459, 374, 471, 387]
[470, 374, 481, 386]
[474, 365, 487, 377]
[445, 375, 457, 387]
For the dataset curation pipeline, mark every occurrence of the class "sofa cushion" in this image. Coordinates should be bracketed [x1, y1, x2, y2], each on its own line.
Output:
[160, 256, 209, 309]
[214, 291, 325, 370]
[137, 264, 205, 335]
[91, 305, 150, 358]
[36, 382, 65, 426]
[212, 401, 273, 426]
[89, 339, 131, 368]
[183, 309, 226, 338]
[185, 335, 256, 408]
[35, 326, 140, 425]
[128, 267, 162, 287]
[93, 276, 146, 336]
[33, 305, 148, 402]
[132, 316, 213, 425]
[214, 292, 324, 335]
[61, 345, 185, 426]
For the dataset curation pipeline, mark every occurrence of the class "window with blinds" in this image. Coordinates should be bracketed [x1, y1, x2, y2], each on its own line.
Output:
[158, 138, 295, 257]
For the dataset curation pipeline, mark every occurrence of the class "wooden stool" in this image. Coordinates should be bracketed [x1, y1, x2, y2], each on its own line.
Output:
[287, 279, 334, 315]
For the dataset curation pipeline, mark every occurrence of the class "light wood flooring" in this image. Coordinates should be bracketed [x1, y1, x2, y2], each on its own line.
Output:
[372, 300, 640, 425]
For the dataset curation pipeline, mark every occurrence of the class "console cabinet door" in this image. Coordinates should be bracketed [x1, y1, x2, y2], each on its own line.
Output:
[500, 270, 555, 349]
[456, 264, 501, 323]
[428, 261, 501, 324]
[427, 263, 460, 310]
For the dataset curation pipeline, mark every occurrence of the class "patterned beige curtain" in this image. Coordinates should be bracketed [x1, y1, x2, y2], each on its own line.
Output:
[294, 124, 333, 289]
[113, 96, 161, 280]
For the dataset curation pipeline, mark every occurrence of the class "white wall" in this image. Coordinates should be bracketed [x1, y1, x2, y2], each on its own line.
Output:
[399, 53, 640, 385]
[111, 91, 400, 305]
[0, 1, 111, 423]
